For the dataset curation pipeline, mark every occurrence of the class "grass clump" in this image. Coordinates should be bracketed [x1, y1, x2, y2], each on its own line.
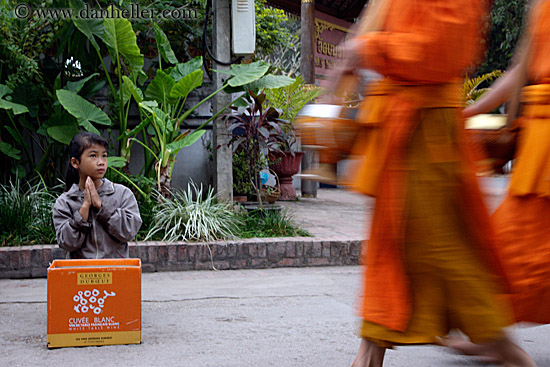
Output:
[146, 182, 241, 242]
[236, 208, 311, 238]
[0, 180, 57, 246]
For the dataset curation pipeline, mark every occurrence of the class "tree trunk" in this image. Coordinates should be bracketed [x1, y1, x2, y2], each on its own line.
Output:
[158, 161, 173, 199]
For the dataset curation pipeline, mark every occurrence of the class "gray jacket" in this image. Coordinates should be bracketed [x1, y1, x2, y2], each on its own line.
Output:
[52, 178, 142, 259]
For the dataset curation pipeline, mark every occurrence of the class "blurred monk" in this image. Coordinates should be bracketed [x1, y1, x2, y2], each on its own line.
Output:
[439, 0, 550, 362]
[332, 0, 537, 366]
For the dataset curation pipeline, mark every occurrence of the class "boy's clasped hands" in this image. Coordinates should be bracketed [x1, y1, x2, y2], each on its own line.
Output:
[83, 176, 102, 210]
[79, 177, 102, 221]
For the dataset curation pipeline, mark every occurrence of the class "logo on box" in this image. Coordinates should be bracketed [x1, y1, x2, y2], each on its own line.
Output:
[73, 289, 116, 314]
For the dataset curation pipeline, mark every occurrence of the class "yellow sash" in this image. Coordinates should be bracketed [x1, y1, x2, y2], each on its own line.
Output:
[345, 79, 462, 196]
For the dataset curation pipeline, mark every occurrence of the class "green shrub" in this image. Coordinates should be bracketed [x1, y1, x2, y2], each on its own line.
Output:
[236, 208, 311, 238]
[146, 182, 241, 242]
[233, 148, 255, 198]
[135, 197, 158, 241]
[0, 180, 57, 246]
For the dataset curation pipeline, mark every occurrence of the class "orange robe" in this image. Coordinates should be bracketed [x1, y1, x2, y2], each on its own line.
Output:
[349, 0, 511, 338]
[491, 0, 550, 324]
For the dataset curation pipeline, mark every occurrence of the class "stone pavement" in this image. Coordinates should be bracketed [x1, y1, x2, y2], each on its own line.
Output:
[280, 175, 509, 238]
[278, 189, 373, 239]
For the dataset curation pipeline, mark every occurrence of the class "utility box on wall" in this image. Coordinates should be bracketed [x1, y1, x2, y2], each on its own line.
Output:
[47, 259, 142, 348]
[231, 0, 256, 56]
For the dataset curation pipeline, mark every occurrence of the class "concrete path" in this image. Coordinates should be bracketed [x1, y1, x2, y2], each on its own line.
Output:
[279, 176, 510, 239]
[279, 189, 373, 239]
[1, 266, 550, 367]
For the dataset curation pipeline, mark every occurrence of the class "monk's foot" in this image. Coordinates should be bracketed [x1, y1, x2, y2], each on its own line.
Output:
[435, 336, 504, 365]
[351, 339, 386, 367]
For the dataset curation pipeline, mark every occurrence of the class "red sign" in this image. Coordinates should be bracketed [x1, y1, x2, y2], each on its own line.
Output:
[314, 11, 353, 87]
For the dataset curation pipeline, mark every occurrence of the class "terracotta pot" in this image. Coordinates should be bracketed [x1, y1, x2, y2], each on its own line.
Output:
[269, 151, 304, 201]
[233, 195, 248, 203]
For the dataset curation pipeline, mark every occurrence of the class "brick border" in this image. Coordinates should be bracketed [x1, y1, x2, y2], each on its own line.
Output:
[0, 238, 363, 279]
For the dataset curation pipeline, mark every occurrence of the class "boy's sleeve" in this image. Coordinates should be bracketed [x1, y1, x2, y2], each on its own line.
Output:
[52, 195, 90, 252]
[96, 187, 142, 242]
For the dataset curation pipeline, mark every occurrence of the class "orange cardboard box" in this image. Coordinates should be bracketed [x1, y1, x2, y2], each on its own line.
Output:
[47, 259, 141, 348]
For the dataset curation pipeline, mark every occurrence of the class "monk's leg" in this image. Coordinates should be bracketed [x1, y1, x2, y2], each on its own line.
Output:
[437, 335, 503, 364]
[438, 334, 535, 367]
[351, 338, 386, 367]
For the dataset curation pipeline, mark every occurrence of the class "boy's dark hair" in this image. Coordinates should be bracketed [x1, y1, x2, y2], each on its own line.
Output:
[65, 132, 109, 191]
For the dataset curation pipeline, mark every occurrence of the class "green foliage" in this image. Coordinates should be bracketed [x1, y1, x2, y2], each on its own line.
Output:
[56, 89, 112, 134]
[145, 182, 241, 242]
[0, 0, 114, 185]
[128, 58, 280, 195]
[236, 208, 311, 238]
[264, 76, 324, 122]
[256, 12, 301, 77]
[0, 179, 58, 246]
[232, 148, 255, 197]
[463, 70, 503, 106]
[134, 197, 157, 241]
[0, 84, 29, 116]
[226, 90, 292, 203]
[254, 0, 294, 55]
[0, 0, 54, 89]
[478, 0, 527, 75]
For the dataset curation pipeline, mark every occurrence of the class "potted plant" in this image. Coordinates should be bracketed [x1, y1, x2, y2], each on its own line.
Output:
[225, 89, 291, 207]
[232, 148, 254, 202]
[264, 77, 324, 200]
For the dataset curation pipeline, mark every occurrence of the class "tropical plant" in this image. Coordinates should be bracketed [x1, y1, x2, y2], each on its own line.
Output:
[1, 72, 107, 183]
[264, 76, 324, 153]
[232, 148, 254, 198]
[463, 70, 503, 106]
[225, 90, 292, 204]
[71, 0, 291, 197]
[0, 84, 30, 160]
[1, 0, 298, 188]
[0, 0, 115, 184]
[125, 58, 283, 196]
[69, 4, 198, 195]
[145, 182, 241, 242]
[0, 179, 58, 246]
[70, 2, 146, 169]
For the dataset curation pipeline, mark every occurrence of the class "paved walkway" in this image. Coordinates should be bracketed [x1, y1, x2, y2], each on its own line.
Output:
[2, 266, 549, 367]
[279, 176, 509, 240]
[279, 189, 373, 239]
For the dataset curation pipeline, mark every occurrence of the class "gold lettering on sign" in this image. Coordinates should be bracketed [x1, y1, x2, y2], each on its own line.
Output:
[77, 272, 113, 285]
[315, 19, 351, 41]
[316, 40, 344, 58]
[315, 57, 324, 68]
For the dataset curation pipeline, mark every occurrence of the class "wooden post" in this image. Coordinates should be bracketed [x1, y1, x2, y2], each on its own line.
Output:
[300, 0, 317, 198]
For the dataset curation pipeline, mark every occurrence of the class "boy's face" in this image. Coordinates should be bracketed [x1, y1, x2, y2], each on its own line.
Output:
[71, 144, 108, 180]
